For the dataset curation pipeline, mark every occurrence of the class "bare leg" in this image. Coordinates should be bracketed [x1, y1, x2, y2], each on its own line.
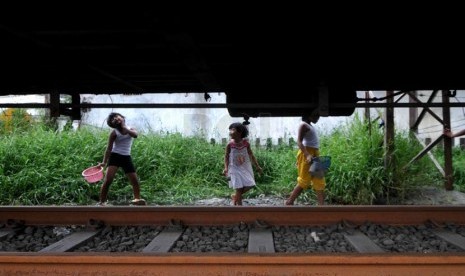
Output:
[234, 189, 243, 206]
[243, 186, 253, 194]
[127, 172, 141, 199]
[99, 166, 118, 203]
[316, 190, 324, 205]
[127, 172, 146, 205]
[286, 185, 303, 205]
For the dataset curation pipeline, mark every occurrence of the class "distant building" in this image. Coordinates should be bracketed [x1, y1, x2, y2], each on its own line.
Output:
[2, 91, 462, 146]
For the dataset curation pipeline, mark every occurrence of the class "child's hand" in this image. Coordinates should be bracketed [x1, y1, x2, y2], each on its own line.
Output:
[120, 120, 127, 128]
[256, 166, 263, 175]
[222, 168, 228, 176]
[306, 155, 313, 164]
[443, 128, 452, 137]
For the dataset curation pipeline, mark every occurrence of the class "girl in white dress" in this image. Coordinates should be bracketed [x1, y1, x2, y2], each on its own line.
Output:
[222, 122, 263, 205]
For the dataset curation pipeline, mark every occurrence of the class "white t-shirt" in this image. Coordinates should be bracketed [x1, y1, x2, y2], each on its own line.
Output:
[111, 128, 133, 156]
[302, 122, 319, 148]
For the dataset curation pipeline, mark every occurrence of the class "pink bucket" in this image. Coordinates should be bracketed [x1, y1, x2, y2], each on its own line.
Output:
[82, 165, 104, 183]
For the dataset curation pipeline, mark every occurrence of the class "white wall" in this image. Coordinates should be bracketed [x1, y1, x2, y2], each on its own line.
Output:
[80, 92, 349, 145]
[3, 91, 463, 145]
[365, 90, 465, 145]
[0, 95, 45, 117]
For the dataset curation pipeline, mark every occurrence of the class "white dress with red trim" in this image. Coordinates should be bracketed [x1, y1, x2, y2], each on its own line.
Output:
[227, 140, 256, 189]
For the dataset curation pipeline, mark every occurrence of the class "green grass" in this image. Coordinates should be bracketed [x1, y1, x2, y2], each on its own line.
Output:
[0, 115, 452, 206]
[433, 146, 465, 193]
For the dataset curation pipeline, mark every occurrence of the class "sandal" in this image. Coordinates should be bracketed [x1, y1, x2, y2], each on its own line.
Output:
[131, 198, 147, 206]
[96, 201, 112, 206]
[231, 194, 237, 206]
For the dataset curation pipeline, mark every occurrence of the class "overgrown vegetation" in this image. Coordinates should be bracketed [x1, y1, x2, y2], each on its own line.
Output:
[0, 111, 455, 206]
[324, 116, 445, 204]
[433, 147, 465, 189]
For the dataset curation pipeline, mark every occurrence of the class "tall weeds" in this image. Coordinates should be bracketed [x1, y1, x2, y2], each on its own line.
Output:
[323, 115, 443, 204]
[0, 116, 446, 205]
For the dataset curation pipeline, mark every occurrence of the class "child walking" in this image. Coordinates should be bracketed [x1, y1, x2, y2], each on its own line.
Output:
[286, 109, 326, 205]
[97, 112, 146, 206]
[223, 122, 262, 206]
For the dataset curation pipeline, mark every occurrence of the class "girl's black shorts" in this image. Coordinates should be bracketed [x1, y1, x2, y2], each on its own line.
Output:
[108, 152, 136, 173]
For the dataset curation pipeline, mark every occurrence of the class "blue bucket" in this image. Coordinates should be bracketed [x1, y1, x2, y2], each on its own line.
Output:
[309, 156, 331, 178]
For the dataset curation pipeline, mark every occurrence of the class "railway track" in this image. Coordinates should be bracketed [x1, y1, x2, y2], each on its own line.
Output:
[1, 205, 465, 275]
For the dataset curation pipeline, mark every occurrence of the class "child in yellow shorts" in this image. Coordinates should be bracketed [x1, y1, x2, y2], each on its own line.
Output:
[286, 110, 326, 205]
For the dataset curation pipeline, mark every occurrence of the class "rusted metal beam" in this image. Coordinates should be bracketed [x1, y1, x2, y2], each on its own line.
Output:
[1, 207, 465, 275]
[2, 206, 465, 226]
[4, 102, 465, 109]
[409, 90, 439, 130]
[409, 91, 418, 130]
[410, 132, 445, 177]
[404, 135, 444, 169]
[384, 91, 395, 170]
[408, 90, 444, 125]
[0, 254, 464, 275]
[443, 90, 454, 190]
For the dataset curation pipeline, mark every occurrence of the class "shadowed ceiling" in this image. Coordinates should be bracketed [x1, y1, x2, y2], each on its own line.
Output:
[1, 7, 464, 116]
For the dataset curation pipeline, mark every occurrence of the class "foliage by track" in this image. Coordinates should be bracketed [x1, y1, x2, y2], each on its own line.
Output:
[0, 113, 450, 206]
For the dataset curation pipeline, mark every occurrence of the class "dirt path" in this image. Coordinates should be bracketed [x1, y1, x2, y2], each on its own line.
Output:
[402, 187, 465, 205]
[191, 187, 465, 206]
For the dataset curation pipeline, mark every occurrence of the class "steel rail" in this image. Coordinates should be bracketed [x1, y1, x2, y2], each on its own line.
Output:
[1, 254, 465, 275]
[1, 205, 465, 226]
[2, 205, 465, 275]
